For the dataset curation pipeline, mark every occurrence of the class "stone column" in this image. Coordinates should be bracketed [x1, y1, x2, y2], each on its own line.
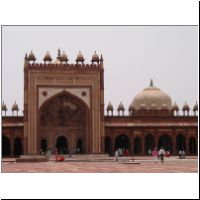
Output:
[154, 129, 158, 149]
[24, 137, 28, 155]
[141, 130, 145, 155]
[111, 131, 115, 153]
[130, 130, 135, 156]
[172, 129, 177, 155]
[184, 129, 188, 153]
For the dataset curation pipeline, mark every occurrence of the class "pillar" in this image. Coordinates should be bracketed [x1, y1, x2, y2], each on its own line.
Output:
[130, 130, 135, 155]
[141, 130, 145, 155]
[154, 129, 158, 149]
[172, 129, 176, 155]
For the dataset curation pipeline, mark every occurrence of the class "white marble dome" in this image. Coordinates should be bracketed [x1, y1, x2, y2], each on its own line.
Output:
[130, 80, 172, 110]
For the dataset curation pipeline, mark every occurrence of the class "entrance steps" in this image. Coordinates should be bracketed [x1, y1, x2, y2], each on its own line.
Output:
[16, 155, 48, 162]
[48, 154, 113, 162]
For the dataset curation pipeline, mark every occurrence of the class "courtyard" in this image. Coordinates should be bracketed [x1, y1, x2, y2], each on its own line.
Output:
[2, 155, 198, 173]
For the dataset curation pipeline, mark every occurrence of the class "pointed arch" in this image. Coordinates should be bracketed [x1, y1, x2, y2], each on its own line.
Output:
[38, 89, 91, 154]
[39, 90, 89, 127]
[2, 135, 11, 157]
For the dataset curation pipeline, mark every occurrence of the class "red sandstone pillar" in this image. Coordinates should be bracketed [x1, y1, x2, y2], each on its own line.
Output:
[130, 130, 135, 156]
[154, 129, 158, 149]
[141, 131, 145, 155]
[172, 129, 177, 155]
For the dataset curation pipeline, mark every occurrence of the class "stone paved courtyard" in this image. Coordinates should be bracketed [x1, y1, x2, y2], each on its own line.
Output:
[2, 156, 198, 173]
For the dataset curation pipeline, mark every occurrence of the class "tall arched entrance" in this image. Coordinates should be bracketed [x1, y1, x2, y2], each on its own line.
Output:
[176, 134, 186, 153]
[145, 134, 155, 155]
[39, 91, 89, 154]
[115, 135, 130, 151]
[189, 137, 196, 155]
[2, 135, 11, 157]
[105, 136, 112, 155]
[134, 137, 141, 155]
[14, 138, 23, 156]
[158, 134, 173, 153]
[56, 136, 68, 154]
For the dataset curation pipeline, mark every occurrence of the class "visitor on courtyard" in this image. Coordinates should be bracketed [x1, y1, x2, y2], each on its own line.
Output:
[76, 148, 80, 154]
[115, 149, 119, 161]
[152, 147, 159, 163]
[148, 149, 152, 156]
[182, 150, 185, 159]
[159, 146, 165, 163]
[179, 150, 183, 159]
[125, 149, 129, 156]
[54, 148, 58, 155]
[48, 148, 51, 156]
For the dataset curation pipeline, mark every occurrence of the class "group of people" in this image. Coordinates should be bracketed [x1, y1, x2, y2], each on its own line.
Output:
[115, 148, 129, 161]
[152, 147, 187, 163]
[152, 147, 166, 163]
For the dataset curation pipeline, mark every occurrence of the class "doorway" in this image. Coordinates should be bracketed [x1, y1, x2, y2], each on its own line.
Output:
[56, 136, 68, 154]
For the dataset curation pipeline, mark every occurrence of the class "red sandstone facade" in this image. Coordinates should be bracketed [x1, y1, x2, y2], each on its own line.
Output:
[2, 50, 198, 157]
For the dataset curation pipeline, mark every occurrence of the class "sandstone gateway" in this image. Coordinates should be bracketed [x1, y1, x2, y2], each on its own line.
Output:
[2, 50, 198, 156]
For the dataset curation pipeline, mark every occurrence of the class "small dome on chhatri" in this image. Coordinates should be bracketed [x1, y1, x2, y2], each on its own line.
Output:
[130, 79, 172, 110]
[129, 104, 136, 111]
[76, 51, 85, 62]
[172, 101, 179, 111]
[61, 51, 68, 62]
[91, 51, 99, 62]
[182, 102, 190, 111]
[193, 101, 198, 111]
[118, 102, 125, 111]
[28, 51, 36, 61]
[43, 51, 52, 62]
[107, 102, 113, 110]
[2, 101, 7, 111]
[12, 101, 19, 111]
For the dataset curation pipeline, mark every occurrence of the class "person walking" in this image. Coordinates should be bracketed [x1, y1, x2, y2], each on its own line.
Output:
[159, 146, 165, 163]
[115, 149, 119, 162]
[179, 150, 183, 159]
[125, 149, 129, 156]
[152, 147, 159, 163]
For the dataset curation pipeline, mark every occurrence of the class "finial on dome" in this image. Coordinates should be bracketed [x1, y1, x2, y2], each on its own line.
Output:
[76, 51, 84, 64]
[91, 51, 100, 64]
[58, 48, 61, 57]
[25, 53, 28, 60]
[150, 79, 154, 87]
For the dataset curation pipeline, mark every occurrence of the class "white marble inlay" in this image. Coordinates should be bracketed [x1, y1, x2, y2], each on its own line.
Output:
[38, 87, 90, 108]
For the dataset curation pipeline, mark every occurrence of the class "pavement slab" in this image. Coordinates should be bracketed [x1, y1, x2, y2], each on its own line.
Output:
[2, 156, 198, 173]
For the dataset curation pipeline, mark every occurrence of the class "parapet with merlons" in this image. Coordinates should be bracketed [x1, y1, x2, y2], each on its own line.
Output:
[24, 49, 104, 71]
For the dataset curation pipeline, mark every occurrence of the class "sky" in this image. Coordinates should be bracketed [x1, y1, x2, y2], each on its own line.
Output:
[2, 26, 198, 116]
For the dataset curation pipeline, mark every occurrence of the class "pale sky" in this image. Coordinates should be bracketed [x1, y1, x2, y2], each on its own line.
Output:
[2, 26, 198, 116]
